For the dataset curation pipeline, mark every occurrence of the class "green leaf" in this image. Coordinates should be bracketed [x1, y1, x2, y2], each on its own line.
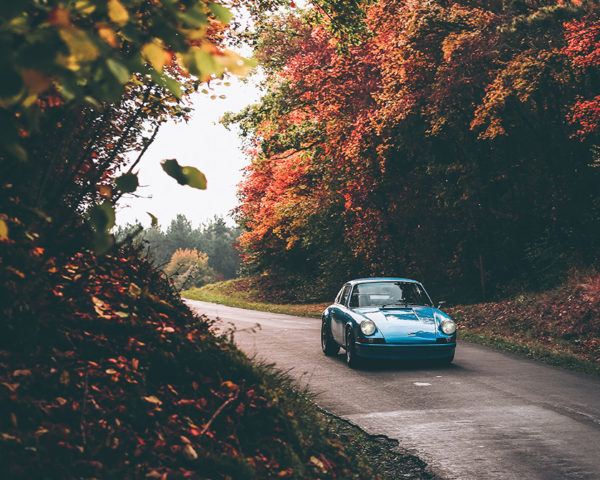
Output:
[83, 95, 102, 110]
[190, 49, 220, 76]
[177, 5, 208, 28]
[89, 201, 116, 232]
[89, 201, 116, 254]
[161, 159, 207, 189]
[115, 172, 139, 193]
[163, 75, 182, 99]
[181, 166, 207, 189]
[106, 58, 130, 84]
[93, 231, 115, 254]
[56, 82, 76, 102]
[209, 3, 232, 24]
[149, 71, 181, 99]
[161, 158, 187, 184]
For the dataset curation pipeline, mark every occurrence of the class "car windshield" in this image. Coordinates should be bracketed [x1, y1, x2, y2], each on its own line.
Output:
[348, 281, 432, 308]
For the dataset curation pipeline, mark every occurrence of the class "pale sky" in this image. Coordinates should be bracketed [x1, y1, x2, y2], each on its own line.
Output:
[116, 75, 262, 229]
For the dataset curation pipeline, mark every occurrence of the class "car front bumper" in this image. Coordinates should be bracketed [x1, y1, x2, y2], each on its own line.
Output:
[354, 342, 455, 360]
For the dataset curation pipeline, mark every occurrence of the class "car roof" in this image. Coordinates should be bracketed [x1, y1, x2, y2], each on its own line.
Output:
[348, 277, 420, 285]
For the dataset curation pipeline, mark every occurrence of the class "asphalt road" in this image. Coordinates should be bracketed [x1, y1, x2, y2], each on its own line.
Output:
[186, 299, 600, 480]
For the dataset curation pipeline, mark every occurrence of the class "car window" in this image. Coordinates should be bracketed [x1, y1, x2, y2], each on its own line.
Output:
[349, 282, 432, 308]
[339, 284, 352, 306]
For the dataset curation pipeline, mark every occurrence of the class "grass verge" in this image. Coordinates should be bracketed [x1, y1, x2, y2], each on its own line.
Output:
[184, 280, 325, 318]
[456, 330, 600, 376]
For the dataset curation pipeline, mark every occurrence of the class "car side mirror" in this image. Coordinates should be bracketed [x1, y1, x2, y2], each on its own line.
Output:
[437, 300, 447, 309]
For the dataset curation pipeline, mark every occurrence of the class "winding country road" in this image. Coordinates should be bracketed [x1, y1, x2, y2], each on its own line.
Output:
[186, 299, 600, 480]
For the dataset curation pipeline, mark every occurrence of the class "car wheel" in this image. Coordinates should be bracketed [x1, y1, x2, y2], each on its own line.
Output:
[345, 329, 361, 368]
[440, 352, 455, 366]
[321, 320, 340, 356]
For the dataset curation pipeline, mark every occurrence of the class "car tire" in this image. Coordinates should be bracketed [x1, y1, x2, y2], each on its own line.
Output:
[321, 320, 340, 356]
[440, 353, 455, 365]
[345, 329, 361, 369]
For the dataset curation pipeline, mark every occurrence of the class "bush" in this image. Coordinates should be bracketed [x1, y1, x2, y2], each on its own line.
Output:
[164, 248, 216, 290]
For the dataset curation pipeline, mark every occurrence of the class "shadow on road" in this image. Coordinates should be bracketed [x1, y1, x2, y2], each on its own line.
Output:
[327, 352, 466, 373]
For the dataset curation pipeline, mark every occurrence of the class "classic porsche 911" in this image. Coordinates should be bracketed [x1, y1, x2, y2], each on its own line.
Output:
[321, 278, 456, 368]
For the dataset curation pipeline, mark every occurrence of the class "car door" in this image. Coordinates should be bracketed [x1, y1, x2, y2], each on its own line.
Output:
[331, 284, 352, 344]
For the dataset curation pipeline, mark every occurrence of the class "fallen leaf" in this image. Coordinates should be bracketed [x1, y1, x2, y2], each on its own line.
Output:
[1, 433, 20, 442]
[310, 456, 326, 471]
[0, 219, 9, 241]
[142, 395, 162, 405]
[129, 283, 142, 296]
[221, 380, 238, 392]
[1, 382, 20, 392]
[183, 444, 198, 460]
[59, 370, 70, 386]
[6, 266, 25, 278]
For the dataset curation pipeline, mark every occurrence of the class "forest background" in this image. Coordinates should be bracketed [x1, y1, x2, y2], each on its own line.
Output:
[116, 215, 241, 289]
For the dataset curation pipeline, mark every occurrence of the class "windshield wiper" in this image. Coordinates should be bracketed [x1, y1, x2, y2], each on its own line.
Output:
[380, 303, 410, 309]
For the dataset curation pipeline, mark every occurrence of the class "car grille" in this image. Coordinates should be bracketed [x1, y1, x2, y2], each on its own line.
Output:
[356, 337, 386, 344]
[436, 335, 456, 344]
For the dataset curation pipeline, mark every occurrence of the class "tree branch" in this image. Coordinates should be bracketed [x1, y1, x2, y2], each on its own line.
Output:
[200, 389, 240, 436]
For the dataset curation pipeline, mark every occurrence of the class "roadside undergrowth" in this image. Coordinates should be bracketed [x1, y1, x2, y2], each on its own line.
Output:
[0, 244, 384, 479]
[448, 273, 600, 376]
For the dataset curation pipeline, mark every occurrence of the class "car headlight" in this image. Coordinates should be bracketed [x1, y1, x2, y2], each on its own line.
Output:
[440, 318, 456, 335]
[360, 320, 376, 336]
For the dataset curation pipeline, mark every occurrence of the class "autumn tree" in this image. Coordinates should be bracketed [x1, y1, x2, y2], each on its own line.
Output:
[564, 2, 600, 142]
[164, 248, 216, 289]
[0, 0, 294, 336]
[230, 0, 600, 301]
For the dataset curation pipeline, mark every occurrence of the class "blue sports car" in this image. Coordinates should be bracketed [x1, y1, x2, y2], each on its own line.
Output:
[321, 278, 456, 368]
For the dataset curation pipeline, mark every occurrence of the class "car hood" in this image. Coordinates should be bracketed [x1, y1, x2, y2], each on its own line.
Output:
[355, 306, 438, 344]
